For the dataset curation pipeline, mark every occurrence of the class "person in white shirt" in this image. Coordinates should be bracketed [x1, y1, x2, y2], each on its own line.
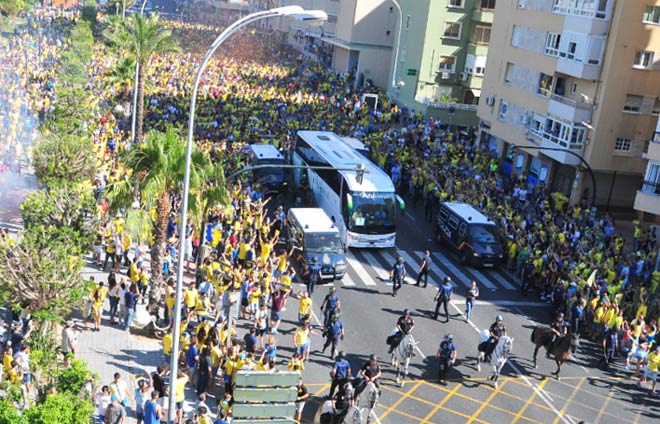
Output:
[96, 385, 112, 423]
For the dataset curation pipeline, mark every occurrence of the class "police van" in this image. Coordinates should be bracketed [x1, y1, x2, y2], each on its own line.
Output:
[286, 208, 347, 281]
[247, 144, 288, 194]
[434, 202, 504, 267]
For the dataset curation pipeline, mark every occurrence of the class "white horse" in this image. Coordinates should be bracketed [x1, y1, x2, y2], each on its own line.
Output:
[390, 333, 417, 387]
[355, 381, 379, 424]
[476, 329, 514, 388]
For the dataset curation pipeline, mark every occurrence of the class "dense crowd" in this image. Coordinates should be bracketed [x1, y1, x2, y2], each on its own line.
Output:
[3, 5, 660, 423]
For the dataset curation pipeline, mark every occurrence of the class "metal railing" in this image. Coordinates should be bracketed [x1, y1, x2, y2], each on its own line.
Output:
[415, 97, 479, 111]
[549, 93, 593, 110]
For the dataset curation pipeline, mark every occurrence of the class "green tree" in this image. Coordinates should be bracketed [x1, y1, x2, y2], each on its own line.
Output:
[0, 399, 28, 424]
[107, 129, 224, 313]
[32, 133, 96, 188]
[23, 392, 94, 424]
[0, 226, 85, 323]
[105, 14, 179, 143]
[104, 55, 136, 100]
[21, 187, 98, 247]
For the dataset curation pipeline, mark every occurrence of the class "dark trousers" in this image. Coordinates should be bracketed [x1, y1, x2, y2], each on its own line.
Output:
[392, 276, 403, 296]
[434, 298, 449, 321]
[306, 279, 317, 295]
[438, 357, 451, 381]
[416, 269, 429, 287]
[329, 376, 348, 399]
[322, 335, 340, 356]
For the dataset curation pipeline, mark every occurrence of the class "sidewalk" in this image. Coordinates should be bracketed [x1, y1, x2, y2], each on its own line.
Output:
[77, 263, 164, 423]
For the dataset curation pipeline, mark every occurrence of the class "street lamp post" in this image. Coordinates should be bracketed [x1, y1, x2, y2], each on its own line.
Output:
[513, 145, 597, 207]
[167, 6, 327, 423]
[390, 0, 403, 90]
[129, 0, 149, 145]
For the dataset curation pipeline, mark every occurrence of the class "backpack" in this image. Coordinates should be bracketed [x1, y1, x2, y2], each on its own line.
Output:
[440, 341, 451, 359]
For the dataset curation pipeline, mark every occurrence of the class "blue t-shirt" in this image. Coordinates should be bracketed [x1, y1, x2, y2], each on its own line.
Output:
[333, 359, 350, 379]
[329, 321, 343, 337]
[265, 343, 277, 360]
[143, 399, 160, 424]
[186, 345, 199, 367]
[326, 294, 339, 310]
[244, 333, 257, 352]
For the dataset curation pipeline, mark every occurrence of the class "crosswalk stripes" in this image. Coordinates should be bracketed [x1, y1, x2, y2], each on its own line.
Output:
[481, 269, 516, 290]
[464, 267, 497, 291]
[345, 250, 376, 286]
[361, 250, 392, 285]
[340, 247, 519, 292]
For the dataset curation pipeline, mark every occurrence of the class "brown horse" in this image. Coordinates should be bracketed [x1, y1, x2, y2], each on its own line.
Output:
[531, 326, 580, 379]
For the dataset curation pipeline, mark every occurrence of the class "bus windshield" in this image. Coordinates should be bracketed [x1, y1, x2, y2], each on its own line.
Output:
[469, 224, 498, 244]
[305, 233, 343, 253]
[347, 191, 396, 234]
[255, 159, 285, 177]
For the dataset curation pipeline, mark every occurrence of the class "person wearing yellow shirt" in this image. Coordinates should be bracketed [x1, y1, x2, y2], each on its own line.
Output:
[195, 292, 211, 322]
[287, 352, 305, 374]
[129, 259, 140, 284]
[162, 330, 173, 363]
[640, 345, 660, 395]
[297, 291, 313, 325]
[293, 323, 310, 358]
[183, 285, 199, 319]
[259, 232, 279, 263]
[248, 284, 261, 317]
[174, 370, 189, 424]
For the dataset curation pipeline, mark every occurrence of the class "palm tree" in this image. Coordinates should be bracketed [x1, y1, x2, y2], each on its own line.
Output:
[107, 129, 226, 314]
[104, 55, 136, 100]
[105, 13, 179, 143]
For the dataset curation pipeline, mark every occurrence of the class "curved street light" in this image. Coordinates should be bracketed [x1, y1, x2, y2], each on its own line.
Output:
[167, 6, 327, 422]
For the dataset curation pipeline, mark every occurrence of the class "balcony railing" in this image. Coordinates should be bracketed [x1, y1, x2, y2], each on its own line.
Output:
[415, 97, 479, 111]
[553, 0, 609, 20]
[549, 93, 593, 110]
[641, 180, 660, 196]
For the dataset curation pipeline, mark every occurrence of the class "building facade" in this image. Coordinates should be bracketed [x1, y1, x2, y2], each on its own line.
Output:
[478, 0, 660, 208]
[385, 0, 495, 127]
[634, 116, 660, 218]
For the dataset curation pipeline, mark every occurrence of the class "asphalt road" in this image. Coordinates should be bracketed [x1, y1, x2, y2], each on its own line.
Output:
[263, 196, 660, 424]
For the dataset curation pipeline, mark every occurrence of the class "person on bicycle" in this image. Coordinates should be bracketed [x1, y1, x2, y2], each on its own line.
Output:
[486, 315, 506, 362]
[320, 287, 341, 329]
[354, 354, 382, 399]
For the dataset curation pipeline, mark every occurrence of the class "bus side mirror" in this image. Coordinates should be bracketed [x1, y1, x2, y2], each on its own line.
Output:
[396, 195, 406, 217]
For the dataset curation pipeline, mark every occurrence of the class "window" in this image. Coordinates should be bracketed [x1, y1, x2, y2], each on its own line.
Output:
[443, 21, 462, 39]
[644, 6, 660, 24]
[623, 94, 643, 113]
[438, 55, 456, 72]
[537, 73, 554, 97]
[614, 138, 632, 152]
[480, 0, 496, 9]
[405, 15, 411, 30]
[566, 42, 577, 60]
[448, 0, 463, 7]
[473, 26, 491, 44]
[504, 62, 514, 84]
[327, 14, 337, 24]
[643, 163, 660, 195]
[474, 56, 487, 76]
[653, 98, 660, 115]
[498, 100, 508, 121]
[545, 32, 561, 56]
[634, 50, 655, 69]
[530, 114, 545, 136]
[511, 25, 521, 47]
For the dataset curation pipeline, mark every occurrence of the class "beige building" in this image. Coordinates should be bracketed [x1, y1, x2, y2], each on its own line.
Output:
[478, 0, 660, 208]
[249, 0, 396, 89]
[634, 116, 660, 218]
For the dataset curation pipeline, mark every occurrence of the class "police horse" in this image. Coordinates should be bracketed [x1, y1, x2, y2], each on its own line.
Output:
[531, 326, 580, 380]
[390, 333, 417, 387]
[476, 329, 515, 388]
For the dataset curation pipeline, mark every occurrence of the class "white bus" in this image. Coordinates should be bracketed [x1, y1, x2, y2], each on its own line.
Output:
[292, 130, 404, 248]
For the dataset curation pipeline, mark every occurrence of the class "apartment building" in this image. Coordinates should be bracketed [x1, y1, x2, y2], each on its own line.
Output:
[249, 0, 396, 89]
[634, 116, 660, 218]
[478, 0, 660, 208]
[387, 0, 495, 127]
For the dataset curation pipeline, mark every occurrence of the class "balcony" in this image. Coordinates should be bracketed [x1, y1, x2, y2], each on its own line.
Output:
[556, 57, 601, 80]
[646, 132, 660, 161]
[552, 0, 612, 20]
[472, 8, 494, 24]
[634, 180, 660, 216]
[538, 137, 583, 166]
[547, 93, 592, 123]
[415, 97, 479, 111]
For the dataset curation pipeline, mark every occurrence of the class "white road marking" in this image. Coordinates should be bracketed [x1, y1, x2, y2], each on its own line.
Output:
[340, 274, 357, 286]
[425, 251, 471, 289]
[467, 268, 497, 291]
[396, 250, 422, 286]
[448, 300, 574, 424]
[482, 269, 517, 290]
[346, 250, 377, 286]
[369, 409, 382, 424]
[404, 212, 416, 221]
[361, 251, 392, 285]
[475, 300, 546, 307]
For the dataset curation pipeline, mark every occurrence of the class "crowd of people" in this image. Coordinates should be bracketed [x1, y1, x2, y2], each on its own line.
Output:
[3, 3, 660, 422]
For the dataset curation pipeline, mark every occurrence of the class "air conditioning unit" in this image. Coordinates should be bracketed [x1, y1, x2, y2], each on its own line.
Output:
[441, 72, 451, 80]
[460, 72, 469, 81]
[520, 113, 530, 125]
[518, 0, 526, 8]
[486, 96, 495, 106]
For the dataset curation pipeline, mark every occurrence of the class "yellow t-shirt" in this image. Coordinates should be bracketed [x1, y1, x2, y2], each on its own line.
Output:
[647, 351, 660, 372]
[183, 288, 198, 309]
[299, 297, 312, 315]
[294, 328, 308, 346]
[280, 274, 292, 292]
[162, 333, 173, 356]
[175, 376, 189, 402]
